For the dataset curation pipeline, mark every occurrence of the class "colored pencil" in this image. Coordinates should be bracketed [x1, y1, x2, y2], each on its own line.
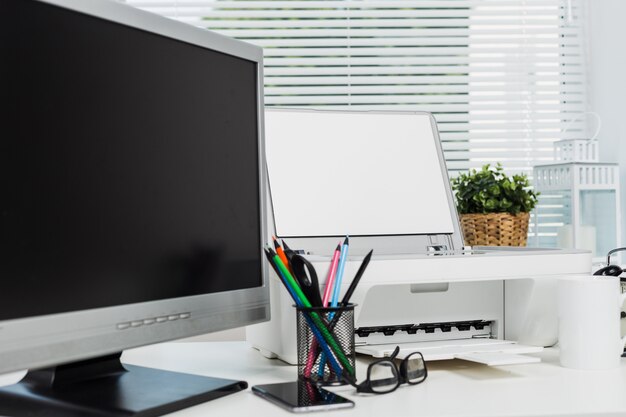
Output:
[304, 243, 341, 377]
[319, 236, 349, 377]
[315, 249, 373, 374]
[322, 244, 342, 307]
[340, 249, 373, 307]
[331, 236, 349, 307]
[264, 248, 344, 377]
[272, 236, 290, 269]
[267, 248, 354, 375]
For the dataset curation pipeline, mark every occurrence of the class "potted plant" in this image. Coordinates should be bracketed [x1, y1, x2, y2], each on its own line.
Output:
[451, 163, 539, 246]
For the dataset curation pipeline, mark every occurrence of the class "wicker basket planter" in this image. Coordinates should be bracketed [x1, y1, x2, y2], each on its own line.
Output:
[459, 212, 530, 247]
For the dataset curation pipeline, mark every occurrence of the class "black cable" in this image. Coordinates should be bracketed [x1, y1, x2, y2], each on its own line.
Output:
[606, 247, 626, 267]
[594, 247, 626, 277]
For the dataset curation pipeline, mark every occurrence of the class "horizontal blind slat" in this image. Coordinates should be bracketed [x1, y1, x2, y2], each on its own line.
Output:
[264, 75, 586, 85]
[208, 29, 581, 39]
[264, 57, 583, 66]
[264, 66, 584, 76]
[265, 85, 585, 94]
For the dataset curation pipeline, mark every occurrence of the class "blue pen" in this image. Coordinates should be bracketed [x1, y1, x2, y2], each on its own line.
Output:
[268, 256, 344, 377]
[319, 236, 349, 377]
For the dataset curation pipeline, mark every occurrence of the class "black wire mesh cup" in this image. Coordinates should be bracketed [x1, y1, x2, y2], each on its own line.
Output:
[295, 304, 355, 386]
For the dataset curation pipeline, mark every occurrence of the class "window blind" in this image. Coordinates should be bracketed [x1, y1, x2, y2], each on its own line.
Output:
[124, 0, 588, 178]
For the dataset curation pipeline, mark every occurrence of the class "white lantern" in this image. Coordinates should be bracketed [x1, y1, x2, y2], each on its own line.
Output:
[531, 113, 620, 261]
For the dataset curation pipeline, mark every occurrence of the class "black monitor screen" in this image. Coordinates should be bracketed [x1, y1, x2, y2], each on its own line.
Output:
[0, 0, 262, 320]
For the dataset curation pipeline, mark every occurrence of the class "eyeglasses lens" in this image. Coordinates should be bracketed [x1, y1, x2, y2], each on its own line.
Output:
[368, 361, 399, 394]
[404, 353, 427, 384]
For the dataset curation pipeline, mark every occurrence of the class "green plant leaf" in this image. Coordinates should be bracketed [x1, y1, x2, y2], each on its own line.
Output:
[450, 163, 539, 215]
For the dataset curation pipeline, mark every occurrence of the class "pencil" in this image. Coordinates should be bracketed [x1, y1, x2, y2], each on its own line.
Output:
[264, 249, 299, 307]
[331, 236, 349, 307]
[264, 248, 345, 376]
[267, 248, 354, 375]
[272, 236, 290, 269]
[314, 249, 373, 375]
[304, 243, 341, 377]
[322, 244, 341, 307]
[340, 249, 373, 306]
[312, 249, 374, 368]
[319, 236, 349, 377]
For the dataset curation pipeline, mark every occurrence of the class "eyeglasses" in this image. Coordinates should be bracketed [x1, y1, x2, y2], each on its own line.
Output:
[342, 346, 427, 394]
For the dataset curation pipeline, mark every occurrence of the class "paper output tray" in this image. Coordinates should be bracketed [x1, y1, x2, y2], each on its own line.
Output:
[356, 338, 543, 366]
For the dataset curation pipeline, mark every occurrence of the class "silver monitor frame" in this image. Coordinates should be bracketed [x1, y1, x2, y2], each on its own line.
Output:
[0, 0, 269, 374]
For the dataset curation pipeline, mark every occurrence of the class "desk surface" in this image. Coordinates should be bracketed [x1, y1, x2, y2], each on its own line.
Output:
[2, 341, 626, 417]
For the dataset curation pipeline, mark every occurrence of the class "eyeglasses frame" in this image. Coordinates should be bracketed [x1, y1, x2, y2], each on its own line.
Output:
[342, 346, 428, 394]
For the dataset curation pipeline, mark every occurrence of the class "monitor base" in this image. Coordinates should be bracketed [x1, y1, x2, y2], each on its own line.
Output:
[0, 352, 247, 417]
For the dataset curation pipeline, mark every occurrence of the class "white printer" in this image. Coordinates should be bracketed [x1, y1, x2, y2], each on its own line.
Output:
[248, 109, 591, 366]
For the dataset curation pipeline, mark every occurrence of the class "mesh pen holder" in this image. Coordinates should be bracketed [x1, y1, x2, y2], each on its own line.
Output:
[296, 304, 355, 386]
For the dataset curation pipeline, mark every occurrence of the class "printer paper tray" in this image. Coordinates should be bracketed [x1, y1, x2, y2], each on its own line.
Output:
[356, 338, 543, 365]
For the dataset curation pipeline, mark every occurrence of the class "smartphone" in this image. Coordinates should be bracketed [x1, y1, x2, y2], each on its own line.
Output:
[252, 380, 355, 413]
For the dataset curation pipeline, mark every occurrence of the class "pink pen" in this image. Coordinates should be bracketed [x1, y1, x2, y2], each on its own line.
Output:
[303, 243, 342, 378]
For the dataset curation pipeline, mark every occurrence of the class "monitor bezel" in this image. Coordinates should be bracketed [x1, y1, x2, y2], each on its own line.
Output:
[0, 0, 269, 374]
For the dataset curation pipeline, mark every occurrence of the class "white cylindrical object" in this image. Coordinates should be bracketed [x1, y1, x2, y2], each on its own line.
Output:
[558, 275, 626, 370]
[556, 224, 596, 253]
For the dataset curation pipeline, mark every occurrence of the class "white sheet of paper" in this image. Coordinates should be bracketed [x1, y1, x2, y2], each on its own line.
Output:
[455, 352, 541, 366]
[356, 339, 543, 363]
[264, 110, 455, 237]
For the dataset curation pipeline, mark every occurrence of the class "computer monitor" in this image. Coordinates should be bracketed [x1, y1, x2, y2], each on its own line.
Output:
[0, 0, 269, 415]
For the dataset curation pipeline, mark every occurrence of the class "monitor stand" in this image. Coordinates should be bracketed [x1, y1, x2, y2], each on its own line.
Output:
[0, 352, 247, 417]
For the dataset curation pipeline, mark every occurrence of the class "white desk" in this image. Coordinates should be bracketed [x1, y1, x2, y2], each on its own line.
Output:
[2, 342, 626, 417]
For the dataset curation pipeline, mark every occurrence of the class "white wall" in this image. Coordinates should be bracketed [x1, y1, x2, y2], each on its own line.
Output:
[586, 0, 626, 252]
